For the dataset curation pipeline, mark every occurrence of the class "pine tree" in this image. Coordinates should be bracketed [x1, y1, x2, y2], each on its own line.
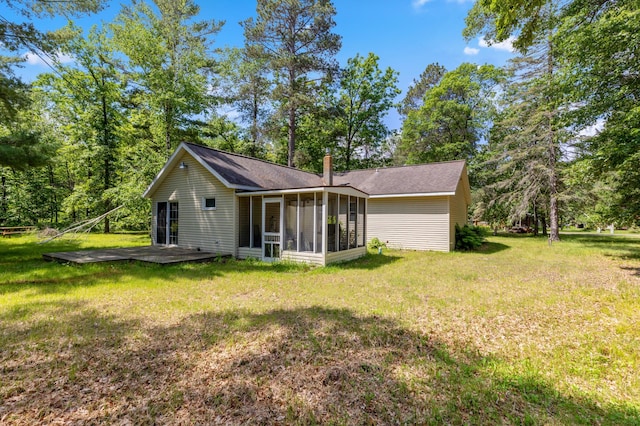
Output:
[243, 0, 341, 167]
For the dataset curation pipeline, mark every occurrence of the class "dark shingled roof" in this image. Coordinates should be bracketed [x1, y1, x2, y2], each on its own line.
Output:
[186, 143, 322, 190]
[184, 143, 465, 195]
[334, 161, 466, 195]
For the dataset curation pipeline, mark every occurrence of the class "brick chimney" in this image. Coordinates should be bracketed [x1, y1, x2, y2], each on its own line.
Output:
[322, 149, 333, 186]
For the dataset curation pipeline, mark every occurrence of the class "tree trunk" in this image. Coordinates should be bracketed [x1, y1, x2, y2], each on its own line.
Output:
[48, 165, 58, 226]
[546, 32, 561, 242]
[288, 105, 296, 167]
[251, 92, 259, 157]
[549, 186, 560, 241]
[533, 203, 539, 235]
[164, 102, 174, 159]
[102, 90, 111, 234]
[165, 122, 172, 159]
[1, 174, 6, 225]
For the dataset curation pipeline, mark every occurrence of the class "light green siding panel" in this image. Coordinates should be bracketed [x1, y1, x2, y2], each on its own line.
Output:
[238, 247, 261, 260]
[367, 196, 450, 252]
[151, 152, 236, 254]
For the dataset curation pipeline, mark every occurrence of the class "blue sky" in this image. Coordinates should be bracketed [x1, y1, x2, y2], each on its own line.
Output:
[10, 0, 516, 130]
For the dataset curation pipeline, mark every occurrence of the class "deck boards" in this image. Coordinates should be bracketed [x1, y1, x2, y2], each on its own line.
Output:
[43, 246, 219, 265]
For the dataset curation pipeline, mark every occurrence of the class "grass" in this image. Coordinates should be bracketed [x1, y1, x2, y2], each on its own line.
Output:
[1, 232, 639, 424]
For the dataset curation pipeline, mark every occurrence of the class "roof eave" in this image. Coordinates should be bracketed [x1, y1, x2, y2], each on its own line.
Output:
[237, 186, 369, 198]
[369, 191, 456, 199]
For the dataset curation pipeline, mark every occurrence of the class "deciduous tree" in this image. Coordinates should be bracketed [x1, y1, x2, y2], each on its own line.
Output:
[38, 26, 125, 232]
[0, 0, 105, 170]
[331, 53, 400, 170]
[111, 0, 222, 157]
[399, 63, 504, 165]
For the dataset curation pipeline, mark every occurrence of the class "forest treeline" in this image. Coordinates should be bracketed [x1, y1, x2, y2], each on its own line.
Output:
[1, 0, 638, 238]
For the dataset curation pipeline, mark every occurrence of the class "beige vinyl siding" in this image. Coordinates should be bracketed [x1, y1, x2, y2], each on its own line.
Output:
[449, 179, 469, 250]
[237, 247, 261, 260]
[325, 246, 367, 265]
[150, 152, 236, 255]
[281, 250, 325, 265]
[367, 196, 450, 252]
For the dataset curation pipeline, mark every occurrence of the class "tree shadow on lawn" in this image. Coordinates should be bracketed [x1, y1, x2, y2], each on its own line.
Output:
[0, 268, 127, 296]
[468, 241, 510, 255]
[0, 239, 86, 262]
[1, 234, 150, 263]
[0, 260, 228, 297]
[0, 251, 398, 297]
[560, 234, 640, 261]
[1, 303, 637, 425]
[620, 266, 640, 277]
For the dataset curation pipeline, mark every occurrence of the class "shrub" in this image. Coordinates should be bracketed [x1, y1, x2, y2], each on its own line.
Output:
[368, 237, 387, 251]
[455, 224, 486, 251]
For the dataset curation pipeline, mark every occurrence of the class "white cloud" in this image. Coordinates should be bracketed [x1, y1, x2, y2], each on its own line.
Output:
[56, 52, 75, 64]
[24, 52, 45, 66]
[412, 0, 432, 9]
[23, 51, 75, 66]
[464, 46, 479, 55]
[579, 118, 605, 137]
[479, 36, 516, 52]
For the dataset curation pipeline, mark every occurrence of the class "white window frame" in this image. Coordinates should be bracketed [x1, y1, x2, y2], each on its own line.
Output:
[201, 197, 216, 211]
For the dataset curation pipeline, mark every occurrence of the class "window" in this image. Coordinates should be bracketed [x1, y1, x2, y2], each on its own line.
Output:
[157, 202, 167, 244]
[300, 193, 314, 252]
[315, 193, 323, 253]
[349, 196, 357, 249]
[327, 193, 338, 252]
[169, 202, 179, 245]
[339, 194, 348, 251]
[284, 194, 297, 251]
[238, 197, 250, 247]
[357, 197, 365, 247]
[252, 196, 262, 247]
[202, 197, 216, 210]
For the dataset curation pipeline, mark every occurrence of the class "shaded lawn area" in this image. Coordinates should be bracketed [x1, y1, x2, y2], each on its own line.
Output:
[1, 233, 639, 424]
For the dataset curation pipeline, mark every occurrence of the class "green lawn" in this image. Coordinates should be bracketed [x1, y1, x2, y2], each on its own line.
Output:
[1, 232, 639, 424]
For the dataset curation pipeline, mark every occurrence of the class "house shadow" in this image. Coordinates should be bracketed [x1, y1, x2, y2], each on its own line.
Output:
[467, 241, 510, 255]
[1, 303, 638, 424]
[327, 252, 402, 270]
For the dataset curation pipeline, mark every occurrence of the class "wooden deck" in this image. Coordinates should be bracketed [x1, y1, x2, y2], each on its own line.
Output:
[43, 246, 220, 265]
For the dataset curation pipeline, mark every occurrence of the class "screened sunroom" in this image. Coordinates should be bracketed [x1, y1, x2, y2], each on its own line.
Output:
[237, 187, 368, 265]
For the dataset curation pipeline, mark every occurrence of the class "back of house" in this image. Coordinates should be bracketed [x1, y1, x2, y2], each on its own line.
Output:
[143, 143, 471, 264]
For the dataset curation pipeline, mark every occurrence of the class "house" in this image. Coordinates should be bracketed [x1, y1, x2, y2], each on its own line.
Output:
[143, 142, 471, 265]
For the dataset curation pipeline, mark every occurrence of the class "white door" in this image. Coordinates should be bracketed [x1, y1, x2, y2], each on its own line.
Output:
[262, 198, 282, 262]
